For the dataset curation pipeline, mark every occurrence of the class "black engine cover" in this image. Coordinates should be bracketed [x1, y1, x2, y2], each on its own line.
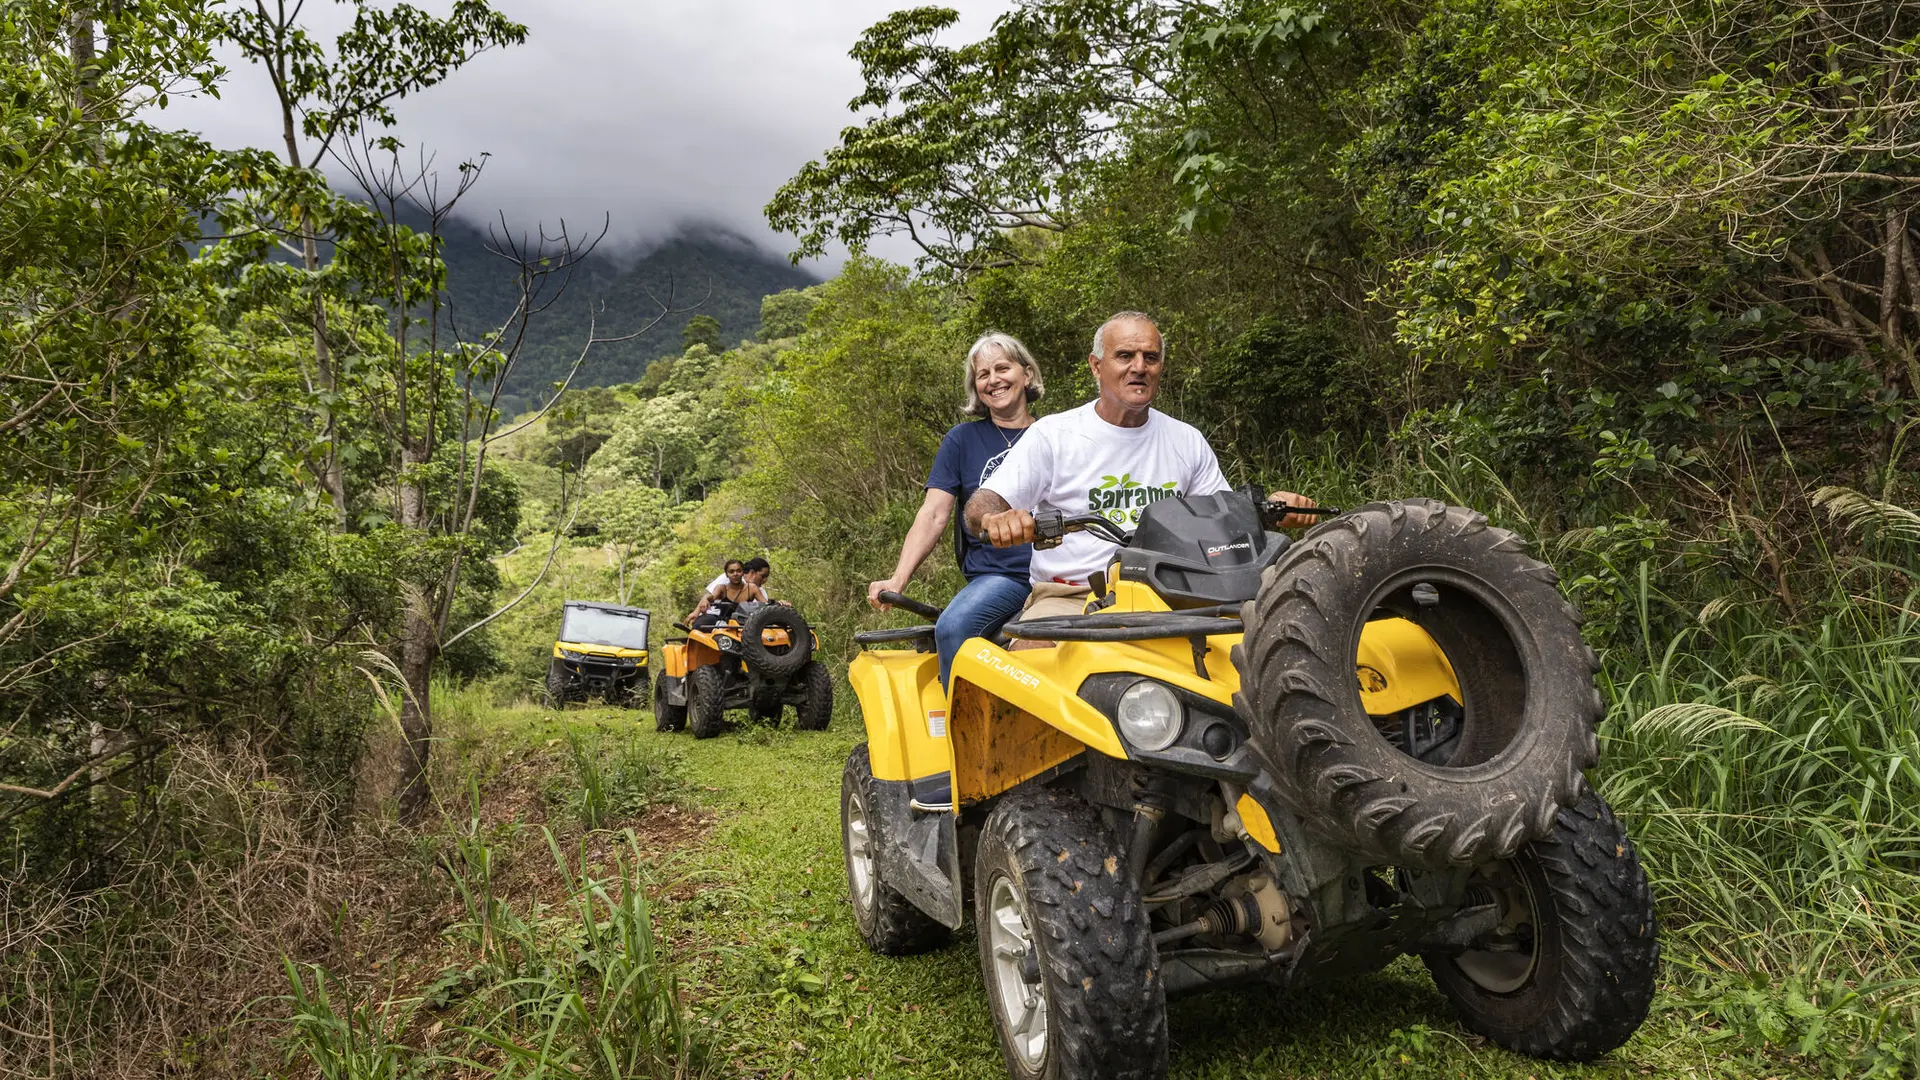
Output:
[1118, 490, 1290, 608]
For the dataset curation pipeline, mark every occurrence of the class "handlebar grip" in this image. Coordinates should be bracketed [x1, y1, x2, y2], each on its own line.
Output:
[1032, 509, 1065, 550]
[878, 590, 944, 620]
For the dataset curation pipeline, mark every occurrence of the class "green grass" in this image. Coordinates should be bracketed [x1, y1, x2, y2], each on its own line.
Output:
[474, 700, 1810, 1079]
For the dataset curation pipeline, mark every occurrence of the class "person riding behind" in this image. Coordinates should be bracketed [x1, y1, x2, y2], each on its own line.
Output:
[868, 331, 1043, 687]
[966, 312, 1317, 628]
[689, 558, 766, 624]
[742, 557, 792, 607]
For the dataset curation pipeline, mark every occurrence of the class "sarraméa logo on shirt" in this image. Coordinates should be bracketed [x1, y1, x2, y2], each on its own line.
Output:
[1087, 473, 1180, 525]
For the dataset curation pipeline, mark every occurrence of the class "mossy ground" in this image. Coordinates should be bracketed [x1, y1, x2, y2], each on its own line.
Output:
[472, 697, 1799, 1080]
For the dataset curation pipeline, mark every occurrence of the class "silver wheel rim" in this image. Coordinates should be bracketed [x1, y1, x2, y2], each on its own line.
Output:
[1454, 866, 1540, 994]
[845, 788, 875, 914]
[987, 875, 1047, 1069]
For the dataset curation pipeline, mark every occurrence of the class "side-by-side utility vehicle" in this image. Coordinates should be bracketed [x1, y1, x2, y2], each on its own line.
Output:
[844, 493, 1656, 1080]
[654, 599, 832, 738]
[546, 600, 650, 708]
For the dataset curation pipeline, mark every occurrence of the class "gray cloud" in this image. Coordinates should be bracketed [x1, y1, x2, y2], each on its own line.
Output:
[160, 0, 1016, 267]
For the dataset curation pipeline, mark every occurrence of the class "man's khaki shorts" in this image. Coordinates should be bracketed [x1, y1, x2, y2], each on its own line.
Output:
[1021, 581, 1092, 621]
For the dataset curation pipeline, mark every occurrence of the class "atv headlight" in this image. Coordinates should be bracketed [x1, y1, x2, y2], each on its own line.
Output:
[716, 636, 736, 652]
[1116, 681, 1183, 752]
[561, 649, 585, 662]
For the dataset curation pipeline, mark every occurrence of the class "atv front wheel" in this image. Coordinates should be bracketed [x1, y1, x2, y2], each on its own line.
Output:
[795, 660, 833, 731]
[652, 676, 685, 732]
[544, 658, 570, 709]
[1422, 790, 1657, 1060]
[687, 665, 727, 739]
[974, 787, 1166, 1080]
[841, 744, 948, 955]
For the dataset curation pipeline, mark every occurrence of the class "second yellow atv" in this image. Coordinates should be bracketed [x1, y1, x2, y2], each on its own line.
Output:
[845, 493, 1656, 1080]
[545, 600, 650, 709]
[653, 599, 832, 738]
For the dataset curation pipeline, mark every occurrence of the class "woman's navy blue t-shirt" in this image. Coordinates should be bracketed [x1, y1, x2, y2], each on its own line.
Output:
[927, 420, 1033, 580]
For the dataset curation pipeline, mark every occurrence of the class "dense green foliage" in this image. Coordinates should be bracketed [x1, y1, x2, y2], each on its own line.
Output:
[9, 0, 1920, 1075]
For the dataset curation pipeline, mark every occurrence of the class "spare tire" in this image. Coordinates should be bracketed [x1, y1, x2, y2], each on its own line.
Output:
[1232, 499, 1601, 868]
[740, 604, 813, 679]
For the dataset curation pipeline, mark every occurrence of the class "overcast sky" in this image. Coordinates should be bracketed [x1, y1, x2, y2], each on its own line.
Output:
[159, 1, 1017, 268]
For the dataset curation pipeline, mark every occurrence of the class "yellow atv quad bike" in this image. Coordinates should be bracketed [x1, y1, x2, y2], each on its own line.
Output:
[653, 599, 832, 738]
[546, 600, 650, 709]
[845, 493, 1656, 1080]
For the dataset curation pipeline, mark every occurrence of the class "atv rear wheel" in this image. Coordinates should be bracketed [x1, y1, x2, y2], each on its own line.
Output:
[652, 676, 685, 732]
[688, 665, 727, 739]
[544, 658, 570, 709]
[974, 787, 1165, 1080]
[1422, 790, 1657, 1060]
[1234, 498, 1602, 867]
[841, 744, 948, 955]
[795, 660, 833, 731]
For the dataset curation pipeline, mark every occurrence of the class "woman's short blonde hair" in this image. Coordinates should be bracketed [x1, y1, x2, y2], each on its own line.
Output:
[960, 331, 1045, 418]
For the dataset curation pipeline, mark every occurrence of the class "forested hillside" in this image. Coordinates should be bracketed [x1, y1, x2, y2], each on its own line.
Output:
[424, 212, 817, 417]
[5, 0, 1920, 1077]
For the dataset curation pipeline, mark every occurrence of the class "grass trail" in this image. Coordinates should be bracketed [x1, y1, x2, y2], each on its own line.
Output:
[489, 702, 1796, 1079]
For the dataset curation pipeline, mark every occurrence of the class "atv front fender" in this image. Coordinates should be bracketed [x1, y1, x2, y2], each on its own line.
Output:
[947, 639, 1128, 763]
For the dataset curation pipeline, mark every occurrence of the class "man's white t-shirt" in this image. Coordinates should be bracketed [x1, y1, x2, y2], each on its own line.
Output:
[705, 573, 729, 596]
[982, 401, 1230, 585]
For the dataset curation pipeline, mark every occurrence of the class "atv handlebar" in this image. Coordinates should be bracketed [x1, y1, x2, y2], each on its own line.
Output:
[1261, 501, 1340, 528]
[1031, 502, 1340, 550]
[876, 590, 944, 620]
[1031, 510, 1130, 549]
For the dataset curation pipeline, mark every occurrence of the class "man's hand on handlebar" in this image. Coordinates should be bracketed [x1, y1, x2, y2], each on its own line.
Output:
[1266, 490, 1319, 529]
[981, 507, 1036, 548]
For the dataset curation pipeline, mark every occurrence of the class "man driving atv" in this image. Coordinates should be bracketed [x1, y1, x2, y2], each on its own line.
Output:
[965, 311, 1319, 624]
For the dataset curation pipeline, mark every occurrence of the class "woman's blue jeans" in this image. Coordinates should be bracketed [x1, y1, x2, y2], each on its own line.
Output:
[935, 574, 1031, 690]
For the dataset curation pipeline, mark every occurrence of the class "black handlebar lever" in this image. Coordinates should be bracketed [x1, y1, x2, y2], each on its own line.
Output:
[877, 590, 945, 620]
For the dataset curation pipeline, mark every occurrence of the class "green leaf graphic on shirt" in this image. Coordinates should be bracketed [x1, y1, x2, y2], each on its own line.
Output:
[1098, 475, 1119, 490]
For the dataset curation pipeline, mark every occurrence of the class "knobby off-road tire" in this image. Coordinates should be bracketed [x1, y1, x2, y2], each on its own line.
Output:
[974, 787, 1166, 1080]
[1424, 790, 1658, 1060]
[1234, 499, 1602, 868]
[622, 674, 648, 710]
[795, 660, 833, 731]
[841, 744, 948, 955]
[740, 605, 813, 678]
[653, 676, 685, 732]
[687, 665, 727, 740]
[544, 658, 570, 709]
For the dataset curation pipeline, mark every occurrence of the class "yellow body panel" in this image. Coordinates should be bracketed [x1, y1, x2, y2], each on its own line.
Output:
[1354, 618, 1460, 713]
[1236, 794, 1281, 853]
[660, 642, 689, 679]
[848, 650, 951, 783]
[553, 640, 648, 665]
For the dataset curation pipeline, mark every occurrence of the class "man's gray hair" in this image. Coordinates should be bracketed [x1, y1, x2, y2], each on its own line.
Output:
[961, 331, 1046, 417]
[1091, 311, 1159, 358]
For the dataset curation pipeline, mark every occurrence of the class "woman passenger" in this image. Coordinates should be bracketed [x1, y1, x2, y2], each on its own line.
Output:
[867, 331, 1042, 689]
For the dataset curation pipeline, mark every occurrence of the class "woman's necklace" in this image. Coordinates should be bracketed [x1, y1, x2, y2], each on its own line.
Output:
[991, 414, 1031, 450]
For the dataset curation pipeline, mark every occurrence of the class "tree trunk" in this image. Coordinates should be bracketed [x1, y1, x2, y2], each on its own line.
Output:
[395, 443, 435, 821]
[394, 605, 436, 821]
[304, 231, 348, 523]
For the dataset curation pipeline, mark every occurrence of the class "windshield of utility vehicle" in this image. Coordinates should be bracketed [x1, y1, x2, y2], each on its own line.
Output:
[560, 605, 649, 649]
